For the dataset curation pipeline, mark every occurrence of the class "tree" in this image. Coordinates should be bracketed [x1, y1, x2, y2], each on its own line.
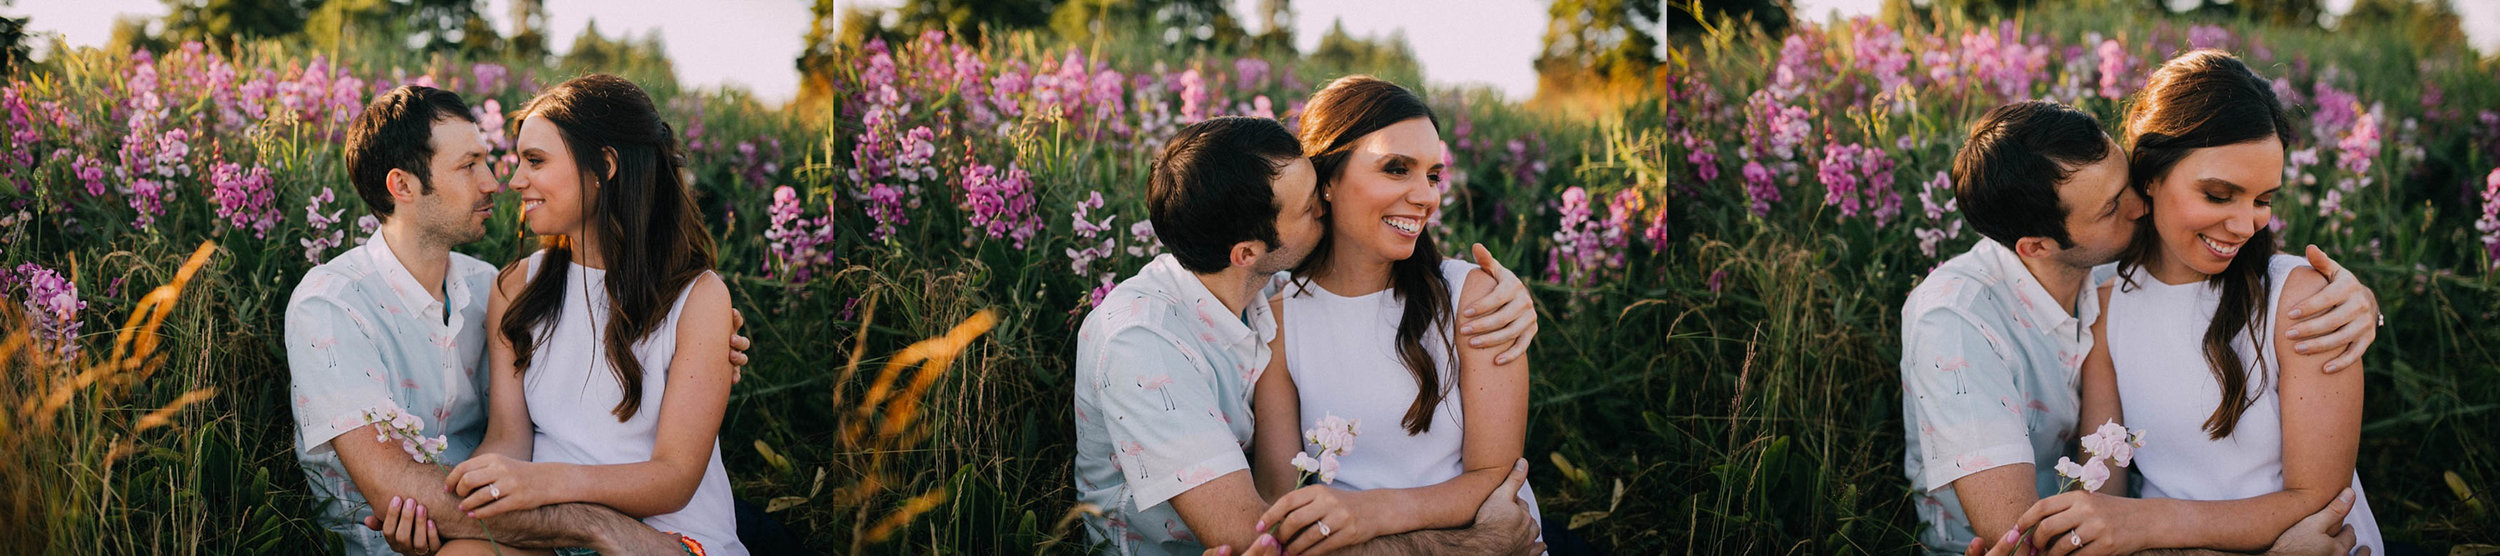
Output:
[1537, 0, 1667, 83]
[1251, 0, 1295, 52]
[155, 0, 317, 50]
[1307, 19, 1419, 79]
[301, 0, 484, 53]
[895, 0, 1055, 46]
[1050, 0, 1246, 50]
[508, 0, 549, 61]
[1, 7, 27, 77]
[558, 19, 676, 89]
[2337, 0, 2465, 49]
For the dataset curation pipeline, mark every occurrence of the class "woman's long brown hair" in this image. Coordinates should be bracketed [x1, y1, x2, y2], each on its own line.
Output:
[2115, 50, 2296, 440]
[498, 74, 716, 422]
[1290, 75, 1454, 436]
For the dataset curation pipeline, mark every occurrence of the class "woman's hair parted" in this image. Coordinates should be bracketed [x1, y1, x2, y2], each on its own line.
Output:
[498, 74, 716, 422]
[2117, 49, 2296, 440]
[1290, 75, 1453, 436]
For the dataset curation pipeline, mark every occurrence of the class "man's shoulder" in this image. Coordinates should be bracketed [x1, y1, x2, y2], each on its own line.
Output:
[448, 251, 499, 282]
[1080, 277, 1187, 336]
[289, 256, 374, 309]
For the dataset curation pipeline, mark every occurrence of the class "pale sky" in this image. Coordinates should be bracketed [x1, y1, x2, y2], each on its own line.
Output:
[5, 0, 2494, 105]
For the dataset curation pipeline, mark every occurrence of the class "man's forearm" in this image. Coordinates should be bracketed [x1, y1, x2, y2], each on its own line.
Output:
[1337, 516, 1534, 556]
[439, 502, 643, 549]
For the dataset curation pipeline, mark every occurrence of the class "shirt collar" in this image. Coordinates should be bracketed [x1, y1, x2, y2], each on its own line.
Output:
[1140, 254, 1276, 355]
[1975, 239, 2095, 332]
[362, 231, 449, 315]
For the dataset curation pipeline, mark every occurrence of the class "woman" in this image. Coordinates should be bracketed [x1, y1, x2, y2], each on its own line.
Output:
[1247, 76, 1540, 556]
[415, 74, 742, 555]
[2002, 50, 2380, 556]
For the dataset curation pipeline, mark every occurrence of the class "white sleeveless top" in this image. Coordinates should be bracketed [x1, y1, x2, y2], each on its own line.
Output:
[1281, 259, 1542, 528]
[2105, 255, 2379, 554]
[521, 252, 747, 555]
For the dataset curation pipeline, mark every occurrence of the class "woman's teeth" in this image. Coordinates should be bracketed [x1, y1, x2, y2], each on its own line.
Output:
[2200, 234, 2243, 256]
[1384, 216, 1421, 235]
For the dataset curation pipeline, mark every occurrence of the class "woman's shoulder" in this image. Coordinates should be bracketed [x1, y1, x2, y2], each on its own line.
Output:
[2280, 256, 2330, 308]
[676, 271, 728, 312]
[491, 251, 547, 301]
[1439, 258, 1490, 297]
[2270, 254, 2327, 306]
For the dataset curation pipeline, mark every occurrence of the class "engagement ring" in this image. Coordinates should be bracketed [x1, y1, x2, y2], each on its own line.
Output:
[489, 485, 503, 499]
[1317, 521, 1332, 537]
[2070, 535, 2082, 547]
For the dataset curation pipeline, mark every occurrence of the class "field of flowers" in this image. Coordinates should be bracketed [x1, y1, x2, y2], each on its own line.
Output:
[1, 5, 2496, 554]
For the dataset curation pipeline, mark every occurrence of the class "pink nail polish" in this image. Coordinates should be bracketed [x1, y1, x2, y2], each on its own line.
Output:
[1255, 520, 1267, 533]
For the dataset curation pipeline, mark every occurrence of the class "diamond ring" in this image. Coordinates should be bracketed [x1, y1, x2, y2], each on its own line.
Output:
[489, 485, 503, 499]
[1317, 521, 1332, 537]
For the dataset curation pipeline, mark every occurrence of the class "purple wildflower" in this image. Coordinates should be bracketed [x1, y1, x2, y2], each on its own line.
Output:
[302, 187, 348, 263]
[961, 162, 1044, 249]
[1, 263, 84, 358]
[1742, 161, 1778, 217]
[2479, 168, 2500, 269]
[208, 161, 280, 238]
[765, 186, 840, 283]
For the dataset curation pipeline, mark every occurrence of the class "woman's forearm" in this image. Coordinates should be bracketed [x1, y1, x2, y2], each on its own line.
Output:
[1373, 466, 1512, 533]
[550, 459, 707, 518]
[2141, 489, 2336, 552]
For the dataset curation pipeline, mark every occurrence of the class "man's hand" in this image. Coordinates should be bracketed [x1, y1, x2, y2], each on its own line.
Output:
[2263, 488, 2360, 556]
[1460, 243, 1541, 365]
[2288, 246, 2379, 373]
[727, 308, 751, 383]
[1471, 458, 1541, 555]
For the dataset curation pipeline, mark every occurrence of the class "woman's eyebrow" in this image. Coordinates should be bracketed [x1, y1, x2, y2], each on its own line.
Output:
[2196, 177, 2245, 193]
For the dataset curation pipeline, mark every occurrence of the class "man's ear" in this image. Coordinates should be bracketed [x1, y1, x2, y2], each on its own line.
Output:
[1229, 240, 1267, 270]
[2013, 236, 2059, 259]
[385, 168, 421, 204]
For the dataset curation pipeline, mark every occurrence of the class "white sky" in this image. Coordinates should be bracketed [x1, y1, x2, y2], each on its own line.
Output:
[6, 0, 2495, 105]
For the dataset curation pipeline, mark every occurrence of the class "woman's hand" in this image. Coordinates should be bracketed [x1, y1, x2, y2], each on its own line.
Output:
[2005, 490, 2153, 556]
[1257, 485, 1392, 556]
[444, 453, 566, 519]
[374, 495, 440, 555]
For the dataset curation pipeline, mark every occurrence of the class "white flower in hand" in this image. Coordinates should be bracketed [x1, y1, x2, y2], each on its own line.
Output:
[2082, 420, 2141, 468]
[2055, 456, 2112, 492]
[1291, 452, 1322, 477]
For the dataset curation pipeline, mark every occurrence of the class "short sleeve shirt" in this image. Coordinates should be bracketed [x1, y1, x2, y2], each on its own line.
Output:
[1072, 254, 1278, 556]
[284, 232, 497, 555]
[1900, 240, 2096, 554]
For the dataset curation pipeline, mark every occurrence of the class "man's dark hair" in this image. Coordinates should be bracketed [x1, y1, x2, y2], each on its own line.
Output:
[345, 85, 477, 221]
[1950, 100, 2114, 249]
[1147, 116, 1304, 274]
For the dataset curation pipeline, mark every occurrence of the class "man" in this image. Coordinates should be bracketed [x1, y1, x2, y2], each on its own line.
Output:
[1901, 100, 2384, 556]
[1072, 117, 1543, 555]
[285, 85, 751, 554]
